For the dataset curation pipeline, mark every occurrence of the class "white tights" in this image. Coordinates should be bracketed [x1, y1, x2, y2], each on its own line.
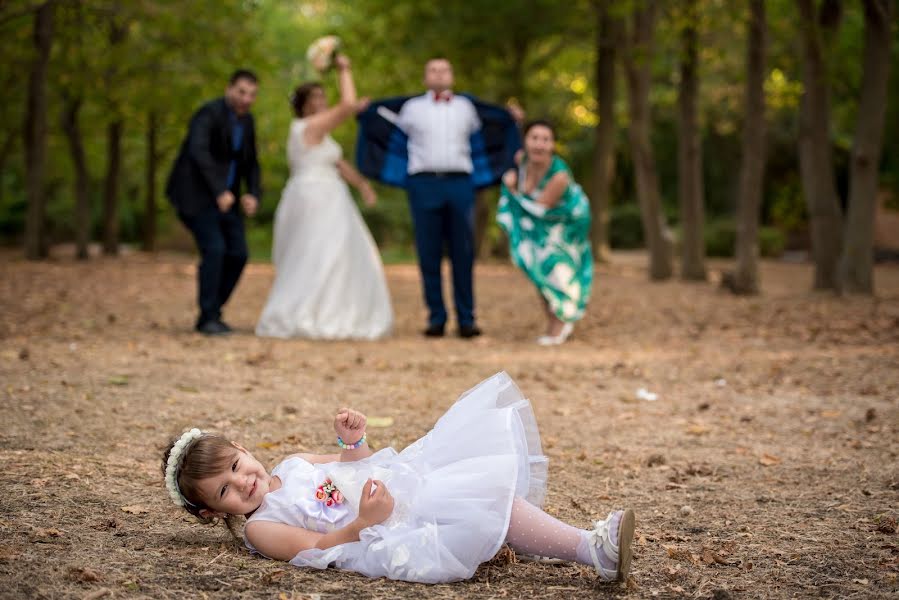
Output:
[504, 497, 618, 572]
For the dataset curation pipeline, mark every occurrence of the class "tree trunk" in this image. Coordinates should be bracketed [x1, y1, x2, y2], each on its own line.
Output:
[837, 0, 894, 294]
[677, 0, 706, 281]
[590, 1, 620, 263]
[102, 19, 127, 256]
[797, 0, 843, 290]
[0, 132, 15, 208]
[102, 119, 123, 255]
[475, 35, 528, 260]
[624, 0, 673, 280]
[61, 96, 91, 260]
[143, 111, 158, 252]
[729, 0, 769, 294]
[23, 1, 55, 260]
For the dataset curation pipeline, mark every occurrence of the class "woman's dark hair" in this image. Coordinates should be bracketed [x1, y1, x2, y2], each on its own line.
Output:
[290, 82, 323, 117]
[523, 119, 556, 138]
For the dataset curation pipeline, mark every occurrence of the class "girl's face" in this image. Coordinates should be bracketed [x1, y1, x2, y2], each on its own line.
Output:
[524, 125, 555, 162]
[303, 87, 328, 116]
[195, 443, 272, 517]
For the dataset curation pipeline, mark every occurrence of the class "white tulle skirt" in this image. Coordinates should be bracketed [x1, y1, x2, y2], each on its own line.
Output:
[287, 372, 548, 583]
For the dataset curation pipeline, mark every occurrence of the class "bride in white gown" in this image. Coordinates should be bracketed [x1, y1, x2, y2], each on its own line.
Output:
[257, 54, 393, 339]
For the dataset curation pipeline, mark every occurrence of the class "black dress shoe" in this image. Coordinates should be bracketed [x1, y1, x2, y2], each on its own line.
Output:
[423, 323, 446, 337]
[218, 320, 234, 333]
[196, 320, 231, 336]
[458, 324, 482, 338]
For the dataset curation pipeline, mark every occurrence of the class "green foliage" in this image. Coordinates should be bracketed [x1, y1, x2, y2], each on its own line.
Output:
[609, 204, 645, 249]
[704, 219, 786, 258]
[1, 0, 896, 262]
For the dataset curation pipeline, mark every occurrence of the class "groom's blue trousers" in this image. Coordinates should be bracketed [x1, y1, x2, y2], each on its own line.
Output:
[406, 173, 476, 328]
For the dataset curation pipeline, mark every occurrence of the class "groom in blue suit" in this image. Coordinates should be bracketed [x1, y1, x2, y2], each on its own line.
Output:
[356, 58, 521, 338]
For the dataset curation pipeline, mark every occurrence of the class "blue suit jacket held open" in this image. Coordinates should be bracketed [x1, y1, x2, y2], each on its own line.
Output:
[355, 94, 522, 189]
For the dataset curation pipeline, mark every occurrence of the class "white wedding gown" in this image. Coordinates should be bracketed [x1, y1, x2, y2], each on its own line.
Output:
[256, 119, 393, 339]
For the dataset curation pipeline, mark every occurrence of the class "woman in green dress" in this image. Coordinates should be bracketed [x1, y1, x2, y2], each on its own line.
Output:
[496, 120, 593, 345]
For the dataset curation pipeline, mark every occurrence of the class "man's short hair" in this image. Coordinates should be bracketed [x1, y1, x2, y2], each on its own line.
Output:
[229, 69, 258, 86]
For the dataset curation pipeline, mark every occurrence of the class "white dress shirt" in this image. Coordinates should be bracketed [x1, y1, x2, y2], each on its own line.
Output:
[394, 91, 482, 175]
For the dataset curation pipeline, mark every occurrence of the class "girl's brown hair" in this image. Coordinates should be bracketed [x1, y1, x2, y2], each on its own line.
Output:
[161, 433, 242, 539]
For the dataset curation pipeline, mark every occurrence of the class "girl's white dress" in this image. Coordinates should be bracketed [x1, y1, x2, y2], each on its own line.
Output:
[245, 372, 548, 584]
[255, 118, 393, 340]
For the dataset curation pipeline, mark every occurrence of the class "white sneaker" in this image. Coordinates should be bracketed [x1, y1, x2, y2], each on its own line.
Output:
[586, 509, 635, 582]
[536, 322, 574, 346]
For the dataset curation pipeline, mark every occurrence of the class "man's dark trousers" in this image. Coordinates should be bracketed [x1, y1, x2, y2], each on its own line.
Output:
[407, 172, 476, 328]
[179, 204, 247, 326]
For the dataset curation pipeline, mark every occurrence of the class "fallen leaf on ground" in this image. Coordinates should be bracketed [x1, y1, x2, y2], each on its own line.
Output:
[120, 505, 149, 515]
[33, 528, 63, 539]
[759, 453, 782, 466]
[68, 566, 103, 582]
[367, 416, 394, 428]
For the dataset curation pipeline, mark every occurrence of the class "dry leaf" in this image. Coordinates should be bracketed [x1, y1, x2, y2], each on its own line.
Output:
[686, 424, 710, 435]
[121, 505, 149, 515]
[758, 453, 782, 466]
[68, 566, 103, 582]
[367, 416, 394, 428]
[263, 569, 288, 584]
[34, 528, 63, 539]
[256, 441, 280, 450]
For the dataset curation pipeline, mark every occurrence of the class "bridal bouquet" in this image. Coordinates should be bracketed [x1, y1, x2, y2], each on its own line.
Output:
[307, 35, 342, 74]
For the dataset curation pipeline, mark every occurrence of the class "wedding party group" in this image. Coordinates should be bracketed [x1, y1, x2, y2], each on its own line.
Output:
[166, 42, 594, 346]
[160, 41, 635, 588]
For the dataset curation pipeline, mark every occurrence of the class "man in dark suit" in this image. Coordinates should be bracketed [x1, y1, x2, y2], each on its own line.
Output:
[166, 70, 262, 335]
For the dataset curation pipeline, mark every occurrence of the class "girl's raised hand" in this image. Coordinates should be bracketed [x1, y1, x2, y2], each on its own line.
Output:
[334, 407, 367, 442]
[358, 479, 394, 526]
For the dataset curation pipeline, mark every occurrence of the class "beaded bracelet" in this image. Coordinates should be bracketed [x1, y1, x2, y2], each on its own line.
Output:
[337, 432, 366, 450]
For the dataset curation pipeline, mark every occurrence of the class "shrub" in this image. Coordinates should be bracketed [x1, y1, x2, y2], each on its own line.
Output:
[609, 204, 645, 249]
[704, 219, 785, 258]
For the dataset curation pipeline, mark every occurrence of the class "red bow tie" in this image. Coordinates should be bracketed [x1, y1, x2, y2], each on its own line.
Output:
[433, 91, 453, 103]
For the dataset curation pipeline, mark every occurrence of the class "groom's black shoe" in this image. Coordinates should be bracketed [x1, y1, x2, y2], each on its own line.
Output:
[458, 324, 482, 339]
[423, 323, 445, 338]
[196, 319, 231, 336]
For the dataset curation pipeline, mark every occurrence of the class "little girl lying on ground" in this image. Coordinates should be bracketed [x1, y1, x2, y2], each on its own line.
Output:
[162, 372, 635, 584]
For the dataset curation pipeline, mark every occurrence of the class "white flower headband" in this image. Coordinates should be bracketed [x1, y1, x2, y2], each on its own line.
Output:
[165, 428, 204, 507]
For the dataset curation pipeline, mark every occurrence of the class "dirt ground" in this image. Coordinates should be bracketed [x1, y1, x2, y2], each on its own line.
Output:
[1, 249, 897, 599]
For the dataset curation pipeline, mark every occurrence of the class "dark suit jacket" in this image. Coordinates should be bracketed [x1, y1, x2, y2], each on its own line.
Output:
[355, 94, 521, 190]
[166, 97, 261, 216]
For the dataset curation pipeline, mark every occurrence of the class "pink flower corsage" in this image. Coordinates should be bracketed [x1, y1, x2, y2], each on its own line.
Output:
[315, 479, 343, 507]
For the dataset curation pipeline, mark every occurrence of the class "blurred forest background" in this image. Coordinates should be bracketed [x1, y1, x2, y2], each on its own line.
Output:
[2, 0, 897, 293]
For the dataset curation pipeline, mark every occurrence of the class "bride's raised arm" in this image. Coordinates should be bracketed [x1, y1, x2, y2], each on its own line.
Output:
[303, 54, 368, 146]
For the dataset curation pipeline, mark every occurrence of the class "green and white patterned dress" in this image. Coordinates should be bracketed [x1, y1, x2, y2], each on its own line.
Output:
[496, 155, 593, 323]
